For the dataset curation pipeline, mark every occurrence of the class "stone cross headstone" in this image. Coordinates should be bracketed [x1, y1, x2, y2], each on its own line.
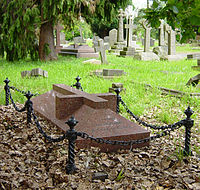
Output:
[165, 24, 176, 55]
[142, 20, 152, 52]
[159, 20, 165, 46]
[32, 84, 150, 152]
[109, 29, 117, 47]
[125, 15, 134, 47]
[94, 39, 109, 64]
[117, 9, 125, 42]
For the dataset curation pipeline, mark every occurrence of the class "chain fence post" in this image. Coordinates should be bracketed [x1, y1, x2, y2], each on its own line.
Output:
[65, 116, 78, 174]
[25, 91, 34, 124]
[183, 106, 194, 156]
[4, 78, 10, 106]
[72, 76, 83, 91]
[114, 88, 121, 114]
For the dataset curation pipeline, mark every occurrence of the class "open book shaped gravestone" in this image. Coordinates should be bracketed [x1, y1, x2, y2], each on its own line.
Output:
[32, 84, 150, 152]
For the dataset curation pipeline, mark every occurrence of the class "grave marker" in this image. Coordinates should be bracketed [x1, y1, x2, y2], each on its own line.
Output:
[117, 9, 125, 42]
[165, 24, 176, 55]
[94, 39, 109, 64]
[159, 20, 165, 46]
[142, 20, 151, 52]
[32, 85, 150, 152]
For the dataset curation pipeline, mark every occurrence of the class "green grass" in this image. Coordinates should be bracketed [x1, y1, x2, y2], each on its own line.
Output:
[0, 51, 199, 124]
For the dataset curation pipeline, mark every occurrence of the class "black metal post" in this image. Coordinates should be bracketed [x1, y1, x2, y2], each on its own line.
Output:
[114, 88, 121, 114]
[65, 116, 78, 174]
[4, 78, 10, 106]
[72, 76, 83, 91]
[25, 91, 34, 124]
[183, 106, 194, 156]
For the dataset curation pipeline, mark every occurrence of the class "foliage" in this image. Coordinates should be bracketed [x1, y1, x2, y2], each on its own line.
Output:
[145, 0, 200, 42]
[0, 0, 131, 61]
[84, 0, 133, 37]
[0, 0, 40, 61]
[63, 19, 93, 41]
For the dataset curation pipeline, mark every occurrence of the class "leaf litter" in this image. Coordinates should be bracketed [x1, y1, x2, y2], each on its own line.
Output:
[0, 104, 199, 189]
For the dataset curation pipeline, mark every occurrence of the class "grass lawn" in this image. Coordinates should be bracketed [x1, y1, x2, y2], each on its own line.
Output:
[0, 51, 200, 124]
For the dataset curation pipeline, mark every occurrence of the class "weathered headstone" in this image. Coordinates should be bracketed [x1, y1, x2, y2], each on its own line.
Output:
[32, 84, 150, 152]
[142, 20, 151, 52]
[90, 69, 126, 79]
[187, 53, 200, 60]
[21, 68, 48, 78]
[120, 15, 136, 57]
[159, 20, 165, 46]
[117, 9, 125, 42]
[109, 29, 117, 47]
[165, 24, 176, 55]
[94, 39, 109, 64]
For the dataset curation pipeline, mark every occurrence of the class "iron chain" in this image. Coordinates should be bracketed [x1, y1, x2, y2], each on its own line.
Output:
[120, 98, 185, 130]
[10, 86, 38, 96]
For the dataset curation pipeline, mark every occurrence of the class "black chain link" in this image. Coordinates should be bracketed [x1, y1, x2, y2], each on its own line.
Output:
[77, 121, 184, 146]
[120, 98, 184, 130]
[8, 88, 26, 112]
[10, 86, 39, 96]
[31, 110, 67, 142]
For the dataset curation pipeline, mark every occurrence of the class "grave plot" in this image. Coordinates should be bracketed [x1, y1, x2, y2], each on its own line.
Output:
[32, 84, 150, 152]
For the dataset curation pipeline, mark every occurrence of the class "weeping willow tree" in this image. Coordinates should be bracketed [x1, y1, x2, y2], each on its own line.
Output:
[0, 0, 131, 61]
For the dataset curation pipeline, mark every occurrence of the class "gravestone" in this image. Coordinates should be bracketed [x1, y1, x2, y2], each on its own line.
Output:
[21, 68, 48, 78]
[117, 9, 125, 42]
[94, 39, 109, 64]
[159, 20, 165, 46]
[192, 59, 200, 70]
[32, 84, 150, 152]
[150, 39, 155, 47]
[120, 15, 136, 57]
[142, 20, 151, 52]
[187, 53, 200, 60]
[109, 29, 117, 47]
[90, 69, 126, 79]
[165, 24, 176, 55]
[59, 44, 98, 58]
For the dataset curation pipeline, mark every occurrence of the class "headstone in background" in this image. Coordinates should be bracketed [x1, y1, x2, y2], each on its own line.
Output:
[134, 51, 160, 61]
[94, 39, 109, 64]
[142, 20, 151, 52]
[159, 20, 165, 46]
[32, 84, 150, 152]
[21, 68, 48, 78]
[187, 53, 200, 60]
[117, 9, 125, 42]
[165, 24, 176, 55]
[60, 32, 67, 44]
[109, 29, 117, 47]
[104, 36, 110, 43]
[90, 69, 126, 79]
[120, 15, 136, 57]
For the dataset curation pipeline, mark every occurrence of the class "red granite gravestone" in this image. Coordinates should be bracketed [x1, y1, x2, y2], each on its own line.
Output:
[32, 84, 150, 152]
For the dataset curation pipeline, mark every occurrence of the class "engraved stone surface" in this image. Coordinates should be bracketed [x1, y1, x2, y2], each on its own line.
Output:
[32, 85, 150, 152]
[109, 29, 117, 47]
[21, 68, 48, 78]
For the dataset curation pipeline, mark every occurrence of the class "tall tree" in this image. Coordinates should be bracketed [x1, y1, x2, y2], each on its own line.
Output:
[144, 0, 200, 42]
[0, 0, 131, 61]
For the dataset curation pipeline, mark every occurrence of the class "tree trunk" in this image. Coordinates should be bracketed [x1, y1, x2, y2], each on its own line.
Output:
[39, 21, 57, 61]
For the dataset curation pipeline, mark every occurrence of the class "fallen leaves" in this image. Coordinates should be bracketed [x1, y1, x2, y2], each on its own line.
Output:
[0, 104, 199, 189]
